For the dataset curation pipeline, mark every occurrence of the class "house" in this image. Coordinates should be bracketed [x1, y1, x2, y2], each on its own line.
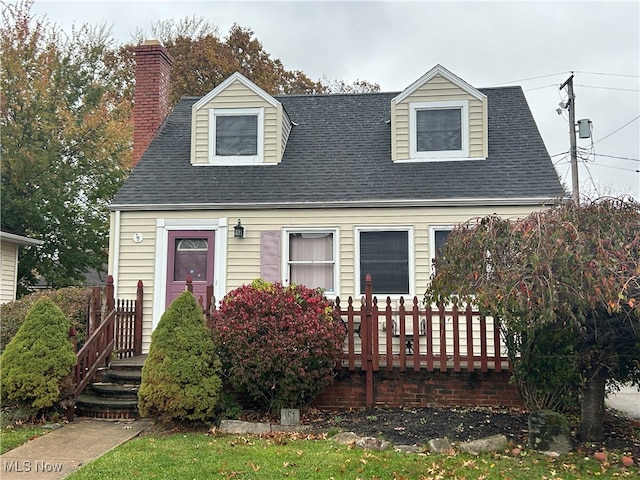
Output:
[0, 231, 44, 303]
[108, 41, 565, 354]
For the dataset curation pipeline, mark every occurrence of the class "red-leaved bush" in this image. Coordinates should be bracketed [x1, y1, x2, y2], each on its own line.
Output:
[209, 280, 346, 411]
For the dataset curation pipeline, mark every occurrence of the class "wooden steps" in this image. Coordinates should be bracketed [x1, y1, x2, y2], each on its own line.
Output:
[75, 355, 146, 420]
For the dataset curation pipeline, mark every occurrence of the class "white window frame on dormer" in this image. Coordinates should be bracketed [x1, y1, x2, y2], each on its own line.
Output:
[409, 100, 469, 160]
[209, 107, 264, 165]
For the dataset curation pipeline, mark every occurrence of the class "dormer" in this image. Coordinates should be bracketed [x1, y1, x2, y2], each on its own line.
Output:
[190, 72, 292, 166]
[391, 65, 488, 162]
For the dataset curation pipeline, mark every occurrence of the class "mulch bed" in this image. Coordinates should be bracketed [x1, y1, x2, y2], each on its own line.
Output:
[266, 405, 639, 457]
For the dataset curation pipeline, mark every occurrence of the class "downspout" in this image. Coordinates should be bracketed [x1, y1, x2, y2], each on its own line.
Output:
[112, 210, 121, 295]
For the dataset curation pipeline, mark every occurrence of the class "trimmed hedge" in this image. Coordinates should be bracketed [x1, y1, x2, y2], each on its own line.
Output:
[0, 298, 77, 410]
[138, 291, 222, 425]
[0, 287, 91, 352]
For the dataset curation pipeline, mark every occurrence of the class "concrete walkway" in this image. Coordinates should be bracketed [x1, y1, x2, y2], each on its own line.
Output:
[0, 418, 152, 479]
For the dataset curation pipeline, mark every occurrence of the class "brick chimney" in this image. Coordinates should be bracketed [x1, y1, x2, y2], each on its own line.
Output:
[132, 40, 173, 167]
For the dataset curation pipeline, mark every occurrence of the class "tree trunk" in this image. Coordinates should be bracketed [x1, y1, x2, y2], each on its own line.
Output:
[579, 367, 607, 442]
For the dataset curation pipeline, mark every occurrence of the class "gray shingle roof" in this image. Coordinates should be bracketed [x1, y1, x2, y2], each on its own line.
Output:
[110, 87, 566, 209]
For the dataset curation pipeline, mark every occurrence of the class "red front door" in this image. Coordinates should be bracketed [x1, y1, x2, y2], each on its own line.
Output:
[166, 230, 215, 309]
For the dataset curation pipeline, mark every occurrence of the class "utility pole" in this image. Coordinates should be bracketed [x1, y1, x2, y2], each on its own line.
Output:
[560, 73, 579, 205]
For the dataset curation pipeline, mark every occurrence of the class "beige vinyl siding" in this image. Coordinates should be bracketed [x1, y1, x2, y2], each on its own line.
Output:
[191, 79, 283, 164]
[111, 213, 157, 352]
[392, 74, 487, 160]
[114, 204, 542, 351]
[0, 240, 18, 303]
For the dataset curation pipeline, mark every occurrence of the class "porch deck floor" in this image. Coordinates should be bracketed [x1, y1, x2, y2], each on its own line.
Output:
[111, 354, 147, 368]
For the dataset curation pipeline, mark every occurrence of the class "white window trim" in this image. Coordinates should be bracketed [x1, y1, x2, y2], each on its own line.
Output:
[409, 100, 469, 160]
[282, 227, 340, 298]
[429, 225, 455, 274]
[208, 107, 264, 165]
[355, 225, 414, 299]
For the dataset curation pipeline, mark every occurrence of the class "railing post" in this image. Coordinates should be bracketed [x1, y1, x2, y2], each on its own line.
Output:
[385, 296, 394, 372]
[89, 286, 100, 335]
[411, 296, 421, 372]
[439, 304, 447, 373]
[134, 280, 143, 356]
[105, 275, 115, 313]
[364, 274, 374, 408]
[466, 304, 475, 373]
[346, 296, 356, 371]
[204, 284, 214, 327]
[69, 326, 77, 354]
[493, 316, 502, 373]
[334, 297, 343, 370]
[185, 274, 193, 293]
[105, 275, 115, 346]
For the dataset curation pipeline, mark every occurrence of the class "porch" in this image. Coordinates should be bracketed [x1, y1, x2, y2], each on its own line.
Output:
[69, 275, 518, 416]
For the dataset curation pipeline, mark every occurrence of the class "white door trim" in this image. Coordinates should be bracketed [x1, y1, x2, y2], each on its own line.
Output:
[153, 218, 228, 330]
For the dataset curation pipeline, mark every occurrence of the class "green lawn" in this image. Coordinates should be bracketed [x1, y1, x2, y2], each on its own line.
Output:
[0, 424, 48, 454]
[2, 422, 636, 479]
[63, 431, 637, 480]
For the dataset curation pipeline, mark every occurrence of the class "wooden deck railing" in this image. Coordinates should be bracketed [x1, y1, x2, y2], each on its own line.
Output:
[334, 275, 509, 407]
[72, 308, 117, 399]
[194, 275, 507, 376]
[70, 276, 143, 402]
[335, 275, 509, 374]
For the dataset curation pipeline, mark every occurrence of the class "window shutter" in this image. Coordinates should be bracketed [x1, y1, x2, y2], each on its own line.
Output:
[261, 231, 281, 282]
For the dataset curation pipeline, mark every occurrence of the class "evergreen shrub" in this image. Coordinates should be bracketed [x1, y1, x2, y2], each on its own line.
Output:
[0, 287, 91, 352]
[138, 291, 222, 424]
[210, 280, 346, 411]
[0, 298, 77, 411]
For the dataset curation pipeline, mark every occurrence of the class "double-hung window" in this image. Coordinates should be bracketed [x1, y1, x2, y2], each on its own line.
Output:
[429, 226, 454, 273]
[209, 107, 264, 165]
[357, 228, 412, 296]
[285, 229, 337, 294]
[410, 100, 469, 159]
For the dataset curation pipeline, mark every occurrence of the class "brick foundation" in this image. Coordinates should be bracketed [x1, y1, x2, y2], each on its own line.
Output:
[312, 369, 523, 410]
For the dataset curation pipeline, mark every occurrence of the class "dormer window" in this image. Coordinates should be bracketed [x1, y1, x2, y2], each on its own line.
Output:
[209, 107, 264, 165]
[409, 100, 469, 159]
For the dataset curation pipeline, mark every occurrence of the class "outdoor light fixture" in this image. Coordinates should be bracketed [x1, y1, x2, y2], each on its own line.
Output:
[233, 219, 245, 239]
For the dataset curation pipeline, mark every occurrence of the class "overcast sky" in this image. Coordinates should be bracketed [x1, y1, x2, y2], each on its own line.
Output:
[33, 0, 640, 200]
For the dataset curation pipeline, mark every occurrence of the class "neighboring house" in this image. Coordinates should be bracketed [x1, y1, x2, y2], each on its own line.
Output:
[33, 265, 109, 291]
[0, 231, 44, 303]
[108, 41, 565, 353]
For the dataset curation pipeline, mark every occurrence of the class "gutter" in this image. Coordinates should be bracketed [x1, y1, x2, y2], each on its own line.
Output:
[109, 196, 568, 212]
[112, 211, 121, 294]
[0, 231, 45, 246]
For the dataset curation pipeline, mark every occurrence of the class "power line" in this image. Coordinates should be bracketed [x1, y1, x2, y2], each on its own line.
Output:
[488, 72, 567, 87]
[591, 163, 640, 173]
[554, 157, 569, 166]
[576, 84, 640, 92]
[594, 153, 640, 163]
[556, 155, 640, 173]
[574, 71, 640, 78]
[593, 115, 640, 145]
[583, 162, 601, 197]
[524, 84, 560, 92]
[491, 70, 639, 90]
